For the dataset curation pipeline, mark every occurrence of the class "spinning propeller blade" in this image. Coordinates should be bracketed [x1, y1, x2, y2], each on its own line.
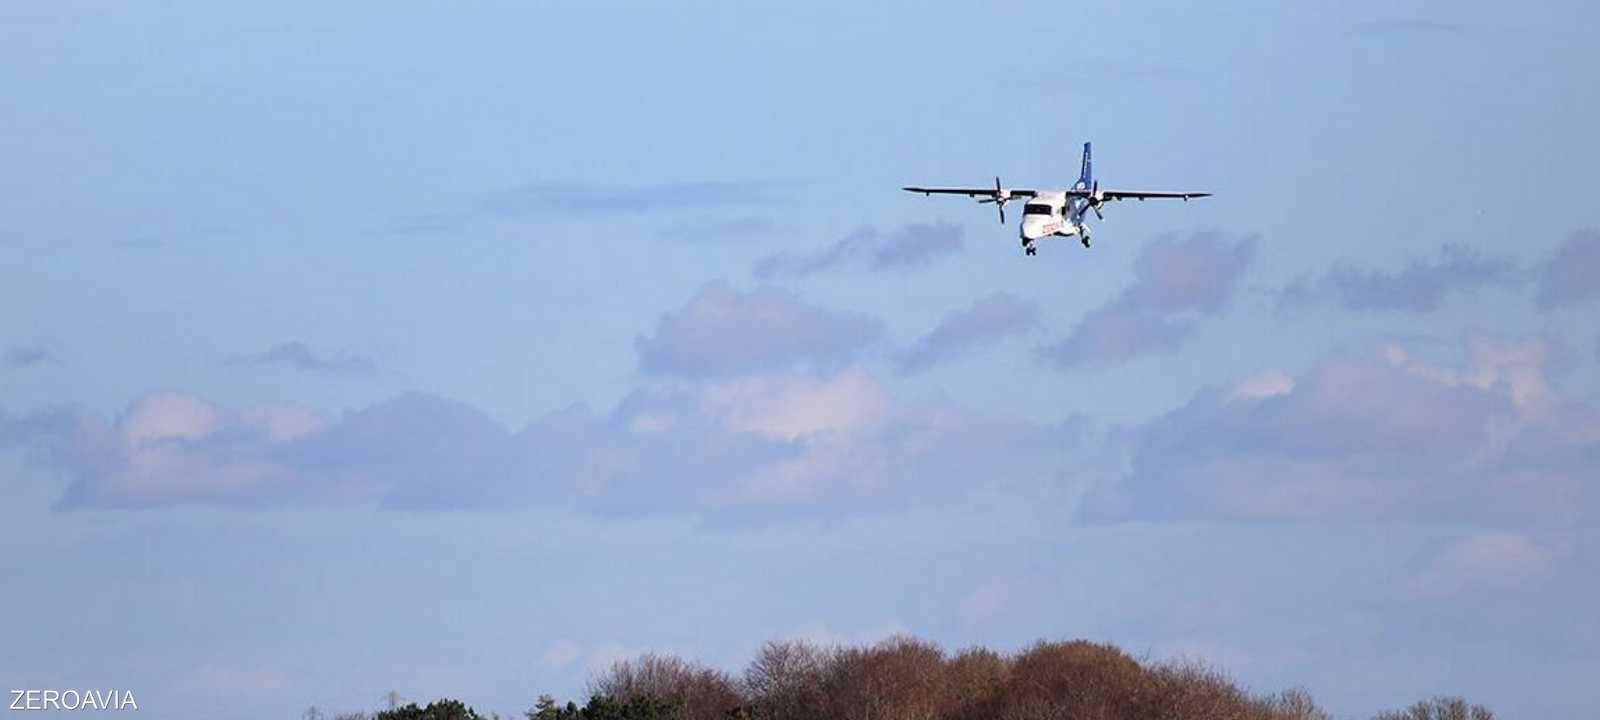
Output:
[972, 174, 1011, 222]
[985, 176, 998, 224]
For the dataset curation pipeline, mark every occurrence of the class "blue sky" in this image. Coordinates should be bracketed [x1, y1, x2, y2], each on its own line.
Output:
[2, 1, 1598, 718]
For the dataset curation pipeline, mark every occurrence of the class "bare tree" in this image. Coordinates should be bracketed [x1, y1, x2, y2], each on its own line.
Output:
[990, 640, 1148, 720]
[524, 633, 1378, 720]
[589, 652, 742, 720]
[816, 635, 946, 720]
[743, 639, 828, 720]
[1141, 660, 1258, 720]
[943, 647, 1009, 720]
[1372, 696, 1495, 720]
[1262, 688, 1331, 720]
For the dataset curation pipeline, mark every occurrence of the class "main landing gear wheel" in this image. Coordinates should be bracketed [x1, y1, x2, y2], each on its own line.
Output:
[1081, 236, 1092, 248]
[1025, 245, 1037, 256]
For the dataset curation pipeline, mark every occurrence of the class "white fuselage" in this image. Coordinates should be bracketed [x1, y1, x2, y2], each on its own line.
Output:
[1019, 190, 1084, 243]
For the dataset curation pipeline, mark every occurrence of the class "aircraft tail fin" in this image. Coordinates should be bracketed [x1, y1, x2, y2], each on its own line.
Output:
[1078, 142, 1093, 186]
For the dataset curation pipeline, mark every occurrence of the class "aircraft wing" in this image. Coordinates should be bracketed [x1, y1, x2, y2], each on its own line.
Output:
[902, 186, 1039, 199]
[1071, 189, 1212, 201]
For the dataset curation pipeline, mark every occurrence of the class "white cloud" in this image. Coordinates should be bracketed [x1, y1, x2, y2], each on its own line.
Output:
[634, 282, 883, 379]
[699, 368, 889, 441]
[1090, 335, 1599, 526]
[896, 293, 1039, 375]
[9, 365, 1086, 521]
[122, 393, 223, 447]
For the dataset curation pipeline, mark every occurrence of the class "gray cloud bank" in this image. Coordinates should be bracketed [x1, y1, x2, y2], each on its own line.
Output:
[1280, 230, 1600, 313]
[10, 332, 1590, 533]
[2, 373, 1088, 517]
[1085, 335, 1598, 528]
[1038, 231, 1256, 368]
[1536, 230, 1600, 309]
[897, 293, 1039, 375]
[7, 239, 1596, 536]
[635, 282, 884, 378]
[1, 283, 1083, 516]
[1280, 243, 1520, 313]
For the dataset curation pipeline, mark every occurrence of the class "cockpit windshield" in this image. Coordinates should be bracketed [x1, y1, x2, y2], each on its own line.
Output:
[1022, 203, 1054, 216]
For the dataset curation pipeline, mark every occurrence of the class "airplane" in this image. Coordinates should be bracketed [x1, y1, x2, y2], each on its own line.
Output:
[902, 142, 1211, 256]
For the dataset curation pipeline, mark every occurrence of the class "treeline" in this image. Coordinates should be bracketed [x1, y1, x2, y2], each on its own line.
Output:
[318, 636, 1497, 720]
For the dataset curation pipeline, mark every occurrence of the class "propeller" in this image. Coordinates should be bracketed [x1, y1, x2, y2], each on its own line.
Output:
[977, 176, 1010, 224]
[1085, 180, 1105, 221]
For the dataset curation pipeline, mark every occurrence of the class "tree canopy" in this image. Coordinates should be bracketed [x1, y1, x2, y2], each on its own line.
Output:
[314, 635, 1496, 720]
